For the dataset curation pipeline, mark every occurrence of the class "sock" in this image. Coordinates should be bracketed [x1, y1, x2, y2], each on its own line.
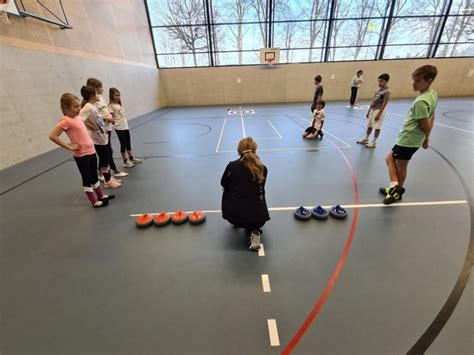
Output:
[129, 155, 134, 160]
[123, 158, 128, 163]
[93, 182, 105, 199]
[84, 187, 97, 205]
[389, 181, 398, 188]
[103, 172, 111, 182]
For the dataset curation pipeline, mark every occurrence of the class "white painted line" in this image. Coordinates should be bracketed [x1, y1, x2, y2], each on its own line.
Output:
[216, 117, 227, 153]
[267, 120, 283, 138]
[129, 200, 467, 217]
[258, 243, 265, 256]
[267, 319, 280, 346]
[261, 274, 271, 292]
[435, 123, 474, 134]
[240, 105, 246, 138]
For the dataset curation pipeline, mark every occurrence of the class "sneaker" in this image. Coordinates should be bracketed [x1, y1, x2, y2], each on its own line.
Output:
[379, 186, 403, 200]
[104, 179, 122, 189]
[114, 171, 128, 177]
[383, 185, 405, 205]
[130, 158, 142, 164]
[357, 138, 369, 144]
[123, 160, 135, 168]
[98, 175, 105, 182]
[111, 177, 121, 183]
[249, 230, 261, 251]
[366, 141, 377, 148]
[93, 200, 109, 208]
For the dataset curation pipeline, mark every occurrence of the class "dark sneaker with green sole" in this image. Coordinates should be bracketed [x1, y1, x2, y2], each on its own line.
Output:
[383, 185, 405, 205]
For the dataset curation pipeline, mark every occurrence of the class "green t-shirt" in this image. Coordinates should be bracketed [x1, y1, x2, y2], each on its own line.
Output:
[397, 89, 438, 148]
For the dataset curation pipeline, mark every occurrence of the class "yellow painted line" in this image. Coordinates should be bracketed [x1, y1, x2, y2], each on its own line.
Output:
[267, 319, 280, 346]
[258, 243, 265, 257]
[262, 274, 271, 292]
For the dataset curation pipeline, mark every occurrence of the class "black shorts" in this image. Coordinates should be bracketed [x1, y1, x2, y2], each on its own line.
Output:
[392, 144, 419, 160]
[305, 127, 317, 134]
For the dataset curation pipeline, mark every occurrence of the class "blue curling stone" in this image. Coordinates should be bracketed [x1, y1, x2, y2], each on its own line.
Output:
[329, 205, 348, 219]
[294, 206, 312, 221]
[312, 205, 329, 220]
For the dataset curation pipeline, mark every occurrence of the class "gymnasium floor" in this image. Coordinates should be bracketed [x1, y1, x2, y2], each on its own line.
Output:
[1, 98, 473, 354]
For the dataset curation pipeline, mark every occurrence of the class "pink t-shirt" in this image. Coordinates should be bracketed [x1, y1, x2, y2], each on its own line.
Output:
[56, 115, 95, 158]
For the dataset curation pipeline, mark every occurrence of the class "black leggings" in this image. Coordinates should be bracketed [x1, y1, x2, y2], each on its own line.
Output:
[74, 154, 99, 187]
[350, 86, 358, 105]
[94, 144, 110, 169]
[115, 129, 131, 153]
[106, 131, 117, 170]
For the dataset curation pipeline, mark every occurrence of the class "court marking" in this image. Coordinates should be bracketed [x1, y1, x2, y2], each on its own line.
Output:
[267, 120, 283, 138]
[217, 146, 349, 153]
[435, 123, 473, 134]
[258, 243, 265, 256]
[267, 319, 280, 346]
[240, 105, 246, 138]
[389, 112, 473, 134]
[129, 200, 467, 217]
[261, 274, 271, 292]
[215, 117, 228, 152]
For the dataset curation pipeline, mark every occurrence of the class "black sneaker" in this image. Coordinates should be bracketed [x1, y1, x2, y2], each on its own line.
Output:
[379, 187, 389, 195]
[383, 185, 405, 205]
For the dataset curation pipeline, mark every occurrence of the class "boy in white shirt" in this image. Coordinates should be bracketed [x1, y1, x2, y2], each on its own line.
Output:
[303, 100, 325, 140]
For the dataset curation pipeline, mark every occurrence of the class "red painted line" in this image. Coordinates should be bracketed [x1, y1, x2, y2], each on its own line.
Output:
[282, 142, 360, 355]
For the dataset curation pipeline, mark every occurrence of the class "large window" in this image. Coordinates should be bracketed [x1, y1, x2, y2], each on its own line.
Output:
[145, 0, 473, 67]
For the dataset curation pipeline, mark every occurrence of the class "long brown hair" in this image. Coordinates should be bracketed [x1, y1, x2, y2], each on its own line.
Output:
[109, 87, 122, 105]
[237, 137, 265, 183]
[80, 86, 96, 108]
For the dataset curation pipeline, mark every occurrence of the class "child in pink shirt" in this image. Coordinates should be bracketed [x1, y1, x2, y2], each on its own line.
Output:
[49, 93, 114, 208]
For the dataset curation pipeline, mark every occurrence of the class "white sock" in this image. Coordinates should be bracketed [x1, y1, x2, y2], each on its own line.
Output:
[389, 181, 398, 187]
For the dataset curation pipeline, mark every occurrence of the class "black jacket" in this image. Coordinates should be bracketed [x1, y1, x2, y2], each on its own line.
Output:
[220, 159, 270, 224]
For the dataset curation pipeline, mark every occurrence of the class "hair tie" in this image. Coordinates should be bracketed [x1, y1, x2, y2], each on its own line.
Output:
[242, 149, 253, 154]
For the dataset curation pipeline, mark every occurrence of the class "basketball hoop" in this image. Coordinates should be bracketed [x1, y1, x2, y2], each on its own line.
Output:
[1, 0, 10, 25]
[267, 58, 274, 67]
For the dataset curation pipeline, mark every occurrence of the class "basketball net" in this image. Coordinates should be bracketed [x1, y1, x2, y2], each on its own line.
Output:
[1, 0, 10, 25]
[268, 59, 274, 67]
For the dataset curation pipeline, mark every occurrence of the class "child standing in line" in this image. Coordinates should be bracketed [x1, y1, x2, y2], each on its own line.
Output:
[48, 93, 113, 208]
[221, 137, 270, 251]
[303, 100, 325, 140]
[380, 65, 438, 205]
[350, 70, 364, 107]
[310, 74, 324, 112]
[79, 86, 121, 189]
[86, 78, 128, 179]
[108, 88, 142, 168]
[357, 73, 391, 148]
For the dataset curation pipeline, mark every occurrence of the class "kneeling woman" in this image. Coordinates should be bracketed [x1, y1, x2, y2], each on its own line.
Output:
[221, 137, 270, 251]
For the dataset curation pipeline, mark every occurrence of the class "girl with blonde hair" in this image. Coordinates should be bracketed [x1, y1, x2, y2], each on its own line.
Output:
[221, 137, 270, 251]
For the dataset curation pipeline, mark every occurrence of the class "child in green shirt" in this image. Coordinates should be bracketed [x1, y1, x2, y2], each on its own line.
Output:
[380, 65, 438, 205]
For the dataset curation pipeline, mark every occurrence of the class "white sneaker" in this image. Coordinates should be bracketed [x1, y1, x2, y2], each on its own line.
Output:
[98, 175, 105, 182]
[104, 179, 121, 188]
[131, 158, 142, 164]
[110, 177, 122, 184]
[356, 137, 369, 144]
[249, 231, 261, 251]
[366, 141, 377, 148]
[114, 171, 128, 177]
[123, 160, 135, 168]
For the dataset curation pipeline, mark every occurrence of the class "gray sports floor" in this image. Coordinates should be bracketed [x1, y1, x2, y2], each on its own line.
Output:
[1, 99, 473, 355]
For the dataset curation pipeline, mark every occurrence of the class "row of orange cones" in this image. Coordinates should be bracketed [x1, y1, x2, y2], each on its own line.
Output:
[136, 210, 206, 228]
